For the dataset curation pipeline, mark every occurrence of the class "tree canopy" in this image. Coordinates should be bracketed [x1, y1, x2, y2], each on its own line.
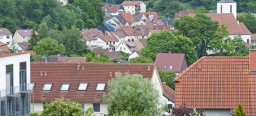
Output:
[141, 30, 198, 65]
[237, 12, 256, 33]
[128, 56, 154, 63]
[158, 68, 176, 90]
[104, 72, 161, 116]
[33, 38, 65, 56]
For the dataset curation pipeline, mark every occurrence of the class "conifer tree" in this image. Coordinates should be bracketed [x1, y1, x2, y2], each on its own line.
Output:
[234, 103, 246, 116]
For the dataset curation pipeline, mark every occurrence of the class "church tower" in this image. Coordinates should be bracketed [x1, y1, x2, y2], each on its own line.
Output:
[217, 0, 237, 19]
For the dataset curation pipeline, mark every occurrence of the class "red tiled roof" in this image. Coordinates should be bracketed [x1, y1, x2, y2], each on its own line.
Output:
[16, 29, 38, 37]
[58, 57, 87, 63]
[134, 23, 154, 31]
[121, 1, 144, 6]
[140, 12, 159, 20]
[0, 42, 8, 46]
[244, 42, 251, 48]
[106, 51, 122, 58]
[0, 28, 12, 35]
[103, 4, 122, 13]
[0, 51, 31, 58]
[189, 13, 252, 35]
[174, 56, 256, 116]
[175, 11, 195, 19]
[119, 26, 135, 36]
[93, 48, 109, 56]
[0, 42, 10, 55]
[97, 35, 118, 42]
[153, 25, 171, 30]
[162, 83, 175, 102]
[31, 63, 156, 102]
[121, 13, 136, 24]
[155, 53, 187, 73]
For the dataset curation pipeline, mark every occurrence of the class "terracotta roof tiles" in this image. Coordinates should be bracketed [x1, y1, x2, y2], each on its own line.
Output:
[31, 63, 156, 102]
[174, 56, 256, 116]
[121, 13, 136, 24]
[162, 83, 175, 102]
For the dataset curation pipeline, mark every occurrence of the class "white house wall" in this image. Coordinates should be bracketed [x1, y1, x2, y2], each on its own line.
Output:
[123, 6, 136, 14]
[30, 103, 44, 113]
[217, 2, 237, 19]
[139, 2, 146, 12]
[116, 42, 132, 54]
[0, 53, 30, 97]
[13, 32, 30, 43]
[0, 34, 12, 47]
[152, 67, 164, 108]
[229, 35, 251, 44]
[204, 109, 232, 116]
[128, 52, 139, 60]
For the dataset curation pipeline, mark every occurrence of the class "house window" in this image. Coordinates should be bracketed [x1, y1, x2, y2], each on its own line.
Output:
[221, 5, 222, 13]
[7, 42, 9, 45]
[120, 47, 122, 50]
[29, 83, 35, 91]
[60, 83, 70, 91]
[124, 47, 125, 50]
[96, 83, 105, 91]
[7, 36, 9, 39]
[78, 83, 88, 91]
[113, 41, 115, 44]
[42, 83, 53, 91]
[23, 37, 25, 39]
[247, 39, 249, 43]
[0, 48, 2, 51]
[106, 42, 108, 45]
[230, 5, 232, 13]
[93, 103, 100, 112]
[122, 43, 123, 45]
[168, 104, 173, 109]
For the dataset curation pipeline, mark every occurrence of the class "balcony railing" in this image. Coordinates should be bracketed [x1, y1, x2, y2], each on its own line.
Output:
[0, 83, 34, 97]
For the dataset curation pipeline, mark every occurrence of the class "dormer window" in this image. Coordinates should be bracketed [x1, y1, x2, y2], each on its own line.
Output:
[78, 83, 88, 91]
[60, 83, 70, 91]
[29, 83, 35, 91]
[96, 83, 106, 91]
[164, 66, 167, 69]
[42, 83, 53, 91]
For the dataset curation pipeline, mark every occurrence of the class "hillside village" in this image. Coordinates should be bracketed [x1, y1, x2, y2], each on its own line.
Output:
[0, 0, 255, 116]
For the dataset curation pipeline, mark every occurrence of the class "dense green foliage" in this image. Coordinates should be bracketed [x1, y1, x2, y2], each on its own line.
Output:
[234, 103, 246, 116]
[41, 98, 83, 116]
[0, 0, 104, 32]
[141, 30, 198, 65]
[128, 56, 154, 63]
[238, 13, 256, 34]
[33, 38, 65, 57]
[104, 72, 161, 115]
[158, 68, 176, 90]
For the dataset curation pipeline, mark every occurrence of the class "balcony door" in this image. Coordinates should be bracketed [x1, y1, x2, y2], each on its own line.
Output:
[20, 62, 26, 91]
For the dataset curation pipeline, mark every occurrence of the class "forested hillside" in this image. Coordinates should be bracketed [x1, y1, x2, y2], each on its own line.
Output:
[0, 0, 104, 32]
[106, 0, 256, 18]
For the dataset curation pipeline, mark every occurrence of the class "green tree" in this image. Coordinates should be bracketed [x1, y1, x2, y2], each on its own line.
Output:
[33, 38, 65, 56]
[128, 56, 154, 63]
[133, 110, 139, 116]
[234, 103, 246, 116]
[41, 97, 83, 116]
[28, 29, 40, 50]
[62, 26, 91, 56]
[195, 7, 208, 13]
[104, 72, 161, 116]
[174, 14, 225, 58]
[233, 35, 249, 56]
[38, 21, 49, 39]
[141, 30, 197, 65]
[91, 52, 110, 63]
[158, 68, 176, 90]
[237, 13, 256, 33]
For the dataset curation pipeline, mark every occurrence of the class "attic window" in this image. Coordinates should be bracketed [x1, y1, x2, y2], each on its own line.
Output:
[29, 83, 35, 91]
[60, 83, 70, 91]
[0, 48, 2, 51]
[170, 66, 172, 70]
[42, 83, 53, 91]
[164, 66, 166, 69]
[96, 83, 106, 91]
[78, 83, 88, 91]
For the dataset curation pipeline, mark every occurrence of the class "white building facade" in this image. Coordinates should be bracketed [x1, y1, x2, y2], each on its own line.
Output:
[217, 0, 237, 19]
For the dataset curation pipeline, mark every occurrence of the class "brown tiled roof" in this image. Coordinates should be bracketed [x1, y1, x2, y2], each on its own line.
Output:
[140, 12, 159, 20]
[17, 42, 30, 51]
[153, 25, 171, 30]
[155, 53, 187, 73]
[124, 39, 145, 51]
[82, 34, 96, 41]
[250, 50, 256, 72]
[174, 56, 256, 116]
[121, 13, 136, 24]
[0, 51, 31, 58]
[0, 42, 7, 46]
[81, 29, 103, 41]
[121, 1, 144, 6]
[134, 23, 154, 31]
[103, 4, 122, 13]
[97, 35, 118, 42]
[153, 19, 164, 25]
[16, 29, 38, 37]
[119, 26, 135, 36]
[113, 31, 126, 38]
[93, 48, 109, 56]
[31, 63, 155, 102]
[0, 28, 12, 35]
[34, 57, 87, 63]
[0, 42, 10, 55]
[175, 11, 195, 19]
[162, 83, 175, 102]
[189, 13, 252, 35]
[138, 39, 146, 46]
[106, 51, 122, 58]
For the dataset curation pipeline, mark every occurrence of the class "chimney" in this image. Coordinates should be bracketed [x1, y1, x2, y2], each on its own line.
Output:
[250, 49, 256, 74]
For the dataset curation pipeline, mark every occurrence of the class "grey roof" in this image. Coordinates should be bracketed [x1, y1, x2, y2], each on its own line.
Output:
[161, 18, 175, 27]
[17, 42, 29, 51]
[97, 23, 116, 33]
[218, 0, 236, 3]
[104, 15, 125, 25]
[0, 28, 12, 36]
[132, 14, 144, 22]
